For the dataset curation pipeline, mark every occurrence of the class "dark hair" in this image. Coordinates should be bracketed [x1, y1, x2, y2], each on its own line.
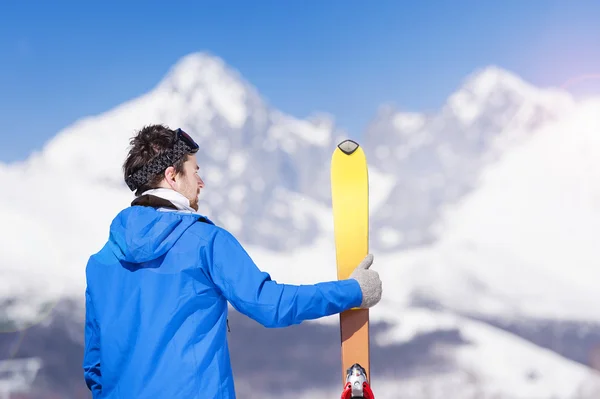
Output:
[123, 124, 189, 196]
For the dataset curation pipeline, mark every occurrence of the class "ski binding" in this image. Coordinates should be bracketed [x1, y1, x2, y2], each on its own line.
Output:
[340, 363, 374, 399]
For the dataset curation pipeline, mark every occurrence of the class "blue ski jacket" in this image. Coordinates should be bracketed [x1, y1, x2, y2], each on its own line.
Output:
[83, 201, 363, 399]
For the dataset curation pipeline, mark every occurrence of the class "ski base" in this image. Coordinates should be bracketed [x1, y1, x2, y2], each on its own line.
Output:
[339, 363, 375, 399]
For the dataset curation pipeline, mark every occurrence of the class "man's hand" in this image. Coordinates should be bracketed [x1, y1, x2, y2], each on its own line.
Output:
[349, 254, 382, 308]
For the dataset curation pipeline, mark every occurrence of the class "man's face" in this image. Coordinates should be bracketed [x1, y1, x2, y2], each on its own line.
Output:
[174, 154, 204, 211]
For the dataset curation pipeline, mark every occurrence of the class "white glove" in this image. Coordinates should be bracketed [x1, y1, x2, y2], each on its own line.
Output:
[349, 254, 382, 308]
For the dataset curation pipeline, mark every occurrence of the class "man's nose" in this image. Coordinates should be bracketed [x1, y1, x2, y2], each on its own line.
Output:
[198, 176, 205, 188]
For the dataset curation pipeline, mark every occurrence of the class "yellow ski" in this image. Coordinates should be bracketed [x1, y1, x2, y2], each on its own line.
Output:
[330, 139, 373, 398]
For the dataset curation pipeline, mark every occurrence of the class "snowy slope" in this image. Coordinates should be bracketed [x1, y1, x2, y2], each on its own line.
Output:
[281, 310, 600, 399]
[2, 52, 600, 398]
[363, 66, 576, 251]
[406, 96, 600, 322]
[0, 358, 42, 398]
[369, 96, 600, 325]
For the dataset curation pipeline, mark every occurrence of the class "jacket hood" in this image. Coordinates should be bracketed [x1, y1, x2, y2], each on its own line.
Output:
[108, 205, 207, 264]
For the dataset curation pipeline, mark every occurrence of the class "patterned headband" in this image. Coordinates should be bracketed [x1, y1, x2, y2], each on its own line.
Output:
[125, 134, 198, 192]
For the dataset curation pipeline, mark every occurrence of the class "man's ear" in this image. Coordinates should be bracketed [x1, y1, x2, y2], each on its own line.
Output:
[164, 166, 177, 187]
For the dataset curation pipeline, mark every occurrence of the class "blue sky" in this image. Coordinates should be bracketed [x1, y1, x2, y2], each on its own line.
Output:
[1, 0, 599, 162]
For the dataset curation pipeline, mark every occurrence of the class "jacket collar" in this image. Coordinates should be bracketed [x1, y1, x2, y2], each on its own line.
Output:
[130, 188, 215, 225]
[132, 188, 196, 213]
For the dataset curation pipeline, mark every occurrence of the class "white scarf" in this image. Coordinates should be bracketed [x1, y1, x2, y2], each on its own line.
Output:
[139, 188, 198, 214]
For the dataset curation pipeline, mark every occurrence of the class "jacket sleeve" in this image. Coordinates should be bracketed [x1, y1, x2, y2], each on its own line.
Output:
[83, 287, 102, 395]
[205, 228, 363, 328]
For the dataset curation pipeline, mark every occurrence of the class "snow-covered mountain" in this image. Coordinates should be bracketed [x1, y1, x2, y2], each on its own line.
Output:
[402, 96, 600, 322]
[1, 51, 600, 398]
[20, 53, 345, 252]
[363, 66, 577, 251]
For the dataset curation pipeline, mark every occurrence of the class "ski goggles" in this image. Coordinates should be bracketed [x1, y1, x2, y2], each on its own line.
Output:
[174, 128, 200, 153]
[125, 128, 200, 192]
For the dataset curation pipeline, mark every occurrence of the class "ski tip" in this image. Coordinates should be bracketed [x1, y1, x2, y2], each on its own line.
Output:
[337, 139, 360, 155]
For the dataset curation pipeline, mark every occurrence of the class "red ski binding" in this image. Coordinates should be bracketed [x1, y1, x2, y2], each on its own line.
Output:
[340, 363, 375, 399]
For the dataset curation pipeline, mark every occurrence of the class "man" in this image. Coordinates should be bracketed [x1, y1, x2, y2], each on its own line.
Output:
[83, 124, 383, 398]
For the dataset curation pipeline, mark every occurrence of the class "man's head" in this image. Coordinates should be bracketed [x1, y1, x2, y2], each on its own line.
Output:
[123, 124, 205, 210]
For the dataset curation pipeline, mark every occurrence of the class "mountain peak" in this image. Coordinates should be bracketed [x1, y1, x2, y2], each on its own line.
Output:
[462, 65, 531, 97]
[161, 52, 234, 86]
[445, 65, 574, 125]
[155, 52, 265, 130]
[176, 51, 225, 67]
